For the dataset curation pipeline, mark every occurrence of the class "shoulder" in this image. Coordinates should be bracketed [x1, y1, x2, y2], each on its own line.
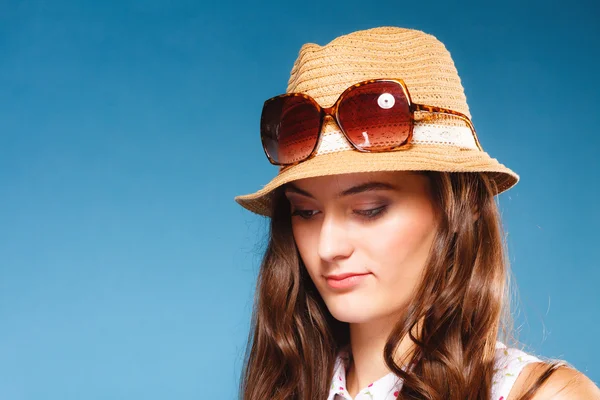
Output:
[492, 342, 543, 398]
[509, 362, 600, 400]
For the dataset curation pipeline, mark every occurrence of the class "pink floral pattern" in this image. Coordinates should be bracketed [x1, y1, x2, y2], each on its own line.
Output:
[326, 341, 541, 400]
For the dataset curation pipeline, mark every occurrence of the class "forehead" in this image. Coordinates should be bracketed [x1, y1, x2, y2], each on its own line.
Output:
[284, 171, 427, 199]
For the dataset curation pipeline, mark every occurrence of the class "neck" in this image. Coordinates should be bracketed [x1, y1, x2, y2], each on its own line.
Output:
[345, 314, 417, 398]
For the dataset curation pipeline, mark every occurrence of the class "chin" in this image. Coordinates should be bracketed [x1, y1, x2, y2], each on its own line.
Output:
[324, 295, 408, 325]
[326, 300, 378, 324]
[330, 312, 366, 323]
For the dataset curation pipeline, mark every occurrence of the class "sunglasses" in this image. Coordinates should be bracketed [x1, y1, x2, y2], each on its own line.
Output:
[260, 78, 482, 166]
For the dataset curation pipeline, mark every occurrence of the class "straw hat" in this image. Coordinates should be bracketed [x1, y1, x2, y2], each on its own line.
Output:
[234, 26, 518, 217]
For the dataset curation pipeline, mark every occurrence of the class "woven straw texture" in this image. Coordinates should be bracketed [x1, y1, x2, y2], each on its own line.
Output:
[235, 26, 518, 217]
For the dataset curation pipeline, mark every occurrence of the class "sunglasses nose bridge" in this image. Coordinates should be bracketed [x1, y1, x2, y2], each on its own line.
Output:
[321, 104, 340, 124]
[319, 105, 344, 135]
[322, 105, 335, 115]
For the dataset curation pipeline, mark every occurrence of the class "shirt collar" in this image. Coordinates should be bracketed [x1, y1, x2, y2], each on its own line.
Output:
[327, 347, 403, 400]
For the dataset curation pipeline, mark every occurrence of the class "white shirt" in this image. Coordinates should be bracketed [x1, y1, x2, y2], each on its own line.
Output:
[327, 341, 541, 400]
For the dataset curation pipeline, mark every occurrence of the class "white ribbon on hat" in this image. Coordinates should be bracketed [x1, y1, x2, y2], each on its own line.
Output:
[314, 122, 478, 156]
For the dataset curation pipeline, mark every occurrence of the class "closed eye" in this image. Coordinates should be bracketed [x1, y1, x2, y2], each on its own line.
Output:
[291, 209, 319, 219]
[354, 205, 387, 219]
[290, 205, 387, 220]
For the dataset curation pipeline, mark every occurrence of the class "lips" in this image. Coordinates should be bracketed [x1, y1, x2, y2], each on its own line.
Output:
[325, 272, 370, 280]
[325, 272, 371, 290]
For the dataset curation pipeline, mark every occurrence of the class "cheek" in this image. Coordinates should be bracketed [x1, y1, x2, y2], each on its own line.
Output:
[291, 222, 320, 277]
[359, 205, 437, 288]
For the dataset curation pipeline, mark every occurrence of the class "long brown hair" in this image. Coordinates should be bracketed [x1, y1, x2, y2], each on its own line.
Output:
[239, 171, 563, 400]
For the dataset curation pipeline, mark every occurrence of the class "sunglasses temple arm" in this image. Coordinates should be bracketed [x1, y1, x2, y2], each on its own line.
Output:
[412, 103, 483, 151]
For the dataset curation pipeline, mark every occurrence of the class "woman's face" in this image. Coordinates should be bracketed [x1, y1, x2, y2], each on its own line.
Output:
[284, 171, 439, 324]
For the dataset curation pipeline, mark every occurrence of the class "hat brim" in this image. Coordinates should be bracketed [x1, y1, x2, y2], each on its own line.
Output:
[234, 144, 518, 217]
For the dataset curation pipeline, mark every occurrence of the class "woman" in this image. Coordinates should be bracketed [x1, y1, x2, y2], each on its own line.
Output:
[234, 27, 599, 399]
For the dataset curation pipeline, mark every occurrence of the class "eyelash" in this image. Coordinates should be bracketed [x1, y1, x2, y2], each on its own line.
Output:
[291, 205, 388, 221]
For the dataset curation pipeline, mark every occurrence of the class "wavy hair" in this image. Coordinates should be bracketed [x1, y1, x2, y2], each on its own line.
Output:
[239, 172, 564, 400]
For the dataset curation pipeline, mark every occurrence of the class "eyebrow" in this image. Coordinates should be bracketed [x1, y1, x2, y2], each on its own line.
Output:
[284, 181, 398, 199]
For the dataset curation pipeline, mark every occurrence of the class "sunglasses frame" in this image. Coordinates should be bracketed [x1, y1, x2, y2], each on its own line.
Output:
[260, 78, 483, 166]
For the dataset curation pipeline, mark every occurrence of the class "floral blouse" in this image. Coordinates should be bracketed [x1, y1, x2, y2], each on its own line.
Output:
[327, 341, 541, 400]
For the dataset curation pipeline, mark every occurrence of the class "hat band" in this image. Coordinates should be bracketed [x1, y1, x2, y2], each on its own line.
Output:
[314, 122, 479, 156]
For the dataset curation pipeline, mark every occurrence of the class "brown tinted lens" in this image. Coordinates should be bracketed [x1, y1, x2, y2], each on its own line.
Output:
[261, 95, 321, 164]
[337, 81, 412, 150]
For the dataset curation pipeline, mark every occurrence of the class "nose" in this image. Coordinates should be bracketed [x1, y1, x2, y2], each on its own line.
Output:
[317, 211, 353, 263]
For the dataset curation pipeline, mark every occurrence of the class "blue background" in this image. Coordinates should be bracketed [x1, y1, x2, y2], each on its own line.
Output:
[0, 0, 598, 398]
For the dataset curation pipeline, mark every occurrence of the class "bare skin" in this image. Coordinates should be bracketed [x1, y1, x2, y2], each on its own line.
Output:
[508, 363, 600, 399]
[284, 170, 600, 399]
[285, 171, 437, 397]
